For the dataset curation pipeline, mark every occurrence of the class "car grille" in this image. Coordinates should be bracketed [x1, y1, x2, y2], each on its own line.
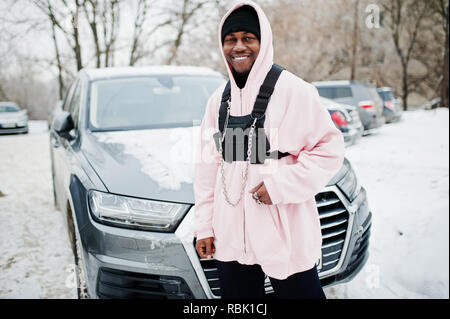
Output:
[97, 267, 194, 299]
[317, 191, 349, 272]
[197, 190, 350, 298]
[347, 217, 371, 273]
[337, 215, 371, 281]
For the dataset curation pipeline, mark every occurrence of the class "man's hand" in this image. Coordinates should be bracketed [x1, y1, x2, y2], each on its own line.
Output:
[195, 237, 215, 259]
[249, 181, 273, 205]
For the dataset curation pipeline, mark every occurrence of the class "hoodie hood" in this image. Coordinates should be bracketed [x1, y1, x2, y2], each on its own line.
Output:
[219, 1, 274, 92]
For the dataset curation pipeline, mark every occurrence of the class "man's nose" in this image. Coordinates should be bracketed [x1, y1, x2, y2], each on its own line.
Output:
[233, 39, 246, 51]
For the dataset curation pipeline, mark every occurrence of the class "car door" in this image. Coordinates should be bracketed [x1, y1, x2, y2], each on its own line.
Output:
[51, 80, 78, 209]
[59, 78, 83, 210]
[51, 79, 81, 210]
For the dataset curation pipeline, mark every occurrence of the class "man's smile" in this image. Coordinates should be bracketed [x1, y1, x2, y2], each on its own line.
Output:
[232, 56, 250, 61]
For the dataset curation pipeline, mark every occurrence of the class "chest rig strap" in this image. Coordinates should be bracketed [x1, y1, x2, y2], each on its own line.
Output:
[216, 64, 291, 163]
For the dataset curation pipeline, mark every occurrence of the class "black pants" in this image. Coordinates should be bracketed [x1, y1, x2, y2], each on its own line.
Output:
[216, 260, 326, 299]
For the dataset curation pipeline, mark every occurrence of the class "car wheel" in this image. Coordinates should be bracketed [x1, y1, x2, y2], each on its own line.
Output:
[74, 228, 89, 299]
[67, 207, 89, 299]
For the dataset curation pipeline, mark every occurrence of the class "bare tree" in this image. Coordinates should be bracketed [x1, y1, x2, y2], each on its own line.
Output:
[82, 0, 102, 67]
[265, 0, 353, 81]
[128, 0, 174, 66]
[173, 0, 229, 74]
[1, 51, 57, 119]
[430, 0, 449, 107]
[350, 0, 360, 81]
[1, 0, 446, 112]
[31, 0, 84, 71]
[166, 0, 209, 65]
[50, 19, 65, 99]
[82, 0, 121, 67]
[101, 0, 121, 66]
[381, 0, 433, 110]
[129, 0, 151, 66]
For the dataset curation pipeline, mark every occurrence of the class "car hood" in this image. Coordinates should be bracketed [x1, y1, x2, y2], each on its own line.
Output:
[82, 126, 201, 204]
[82, 126, 344, 205]
[0, 112, 25, 120]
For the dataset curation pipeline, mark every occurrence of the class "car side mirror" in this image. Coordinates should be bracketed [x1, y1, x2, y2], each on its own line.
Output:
[53, 111, 75, 140]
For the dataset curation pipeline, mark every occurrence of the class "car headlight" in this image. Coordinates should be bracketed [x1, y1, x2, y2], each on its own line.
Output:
[88, 190, 190, 232]
[17, 117, 27, 126]
[336, 159, 361, 202]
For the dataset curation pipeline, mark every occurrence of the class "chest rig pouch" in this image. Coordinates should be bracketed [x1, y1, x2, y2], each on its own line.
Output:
[213, 64, 290, 164]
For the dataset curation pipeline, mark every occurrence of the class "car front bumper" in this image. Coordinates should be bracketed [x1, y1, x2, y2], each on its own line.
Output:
[80, 210, 208, 298]
[0, 124, 28, 134]
[383, 108, 402, 123]
[78, 184, 371, 299]
[359, 109, 384, 132]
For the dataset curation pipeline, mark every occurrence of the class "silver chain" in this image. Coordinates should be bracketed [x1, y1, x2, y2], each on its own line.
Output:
[218, 99, 258, 207]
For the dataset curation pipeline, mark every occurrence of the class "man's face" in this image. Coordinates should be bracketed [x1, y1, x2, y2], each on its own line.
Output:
[223, 31, 260, 74]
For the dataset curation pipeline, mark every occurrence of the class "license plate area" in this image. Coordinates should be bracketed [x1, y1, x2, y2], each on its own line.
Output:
[0, 123, 16, 128]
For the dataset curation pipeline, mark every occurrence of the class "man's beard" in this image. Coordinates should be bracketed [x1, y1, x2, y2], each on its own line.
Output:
[233, 68, 250, 88]
[234, 69, 250, 77]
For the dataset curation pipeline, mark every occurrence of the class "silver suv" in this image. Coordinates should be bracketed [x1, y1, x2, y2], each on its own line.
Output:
[313, 81, 385, 134]
[50, 67, 372, 298]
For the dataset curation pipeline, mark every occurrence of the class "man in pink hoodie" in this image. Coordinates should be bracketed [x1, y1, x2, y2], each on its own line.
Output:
[194, 1, 345, 299]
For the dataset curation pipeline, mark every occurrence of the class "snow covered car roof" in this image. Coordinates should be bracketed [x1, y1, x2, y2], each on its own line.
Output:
[82, 66, 224, 81]
[312, 80, 352, 87]
[320, 96, 347, 110]
[0, 101, 19, 107]
[376, 87, 394, 92]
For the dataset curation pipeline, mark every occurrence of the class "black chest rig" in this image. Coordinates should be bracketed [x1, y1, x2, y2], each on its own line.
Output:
[213, 64, 290, 164]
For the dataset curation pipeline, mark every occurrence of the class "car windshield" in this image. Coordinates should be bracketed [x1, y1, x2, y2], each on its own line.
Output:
[378, 90, 394, 101]
[89, 75, 225, 130]
[316, 86, 352, 99]
[365, 86, 383, 103]
[0, 105, 19, 112]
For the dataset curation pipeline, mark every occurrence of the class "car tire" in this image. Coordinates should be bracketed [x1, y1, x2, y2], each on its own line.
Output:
[74, 228, 89, 299]
[67, 207, 89, 299]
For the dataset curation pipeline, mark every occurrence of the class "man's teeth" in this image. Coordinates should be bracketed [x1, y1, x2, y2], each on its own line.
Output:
[233, 56, 248, 61]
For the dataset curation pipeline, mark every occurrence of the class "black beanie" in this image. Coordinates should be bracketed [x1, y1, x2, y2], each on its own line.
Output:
[221, 5, 260, 44]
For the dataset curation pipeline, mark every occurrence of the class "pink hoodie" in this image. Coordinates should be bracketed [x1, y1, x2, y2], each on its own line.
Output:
[194, 0, 345, 280]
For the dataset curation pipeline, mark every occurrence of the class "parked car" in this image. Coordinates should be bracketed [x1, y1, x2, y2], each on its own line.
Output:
[0, 101, 28, 134]
[313, 81, 385, 134]
[50, 66, 372, 299]
[320, 97, 363, 146]
[422, 97, 442, 110]
[376, 87, 402, 123]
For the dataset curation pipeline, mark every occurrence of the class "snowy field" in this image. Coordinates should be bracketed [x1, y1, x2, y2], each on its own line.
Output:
[326, 108, 449, 299]
[0, 108, 448, 299]
[0, 121, 77, 298]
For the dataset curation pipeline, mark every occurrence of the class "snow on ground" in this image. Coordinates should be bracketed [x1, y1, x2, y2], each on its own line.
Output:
[0, 121, 77, 298]
[324, 108, 449, 299]
[0, 110, 448, 299]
